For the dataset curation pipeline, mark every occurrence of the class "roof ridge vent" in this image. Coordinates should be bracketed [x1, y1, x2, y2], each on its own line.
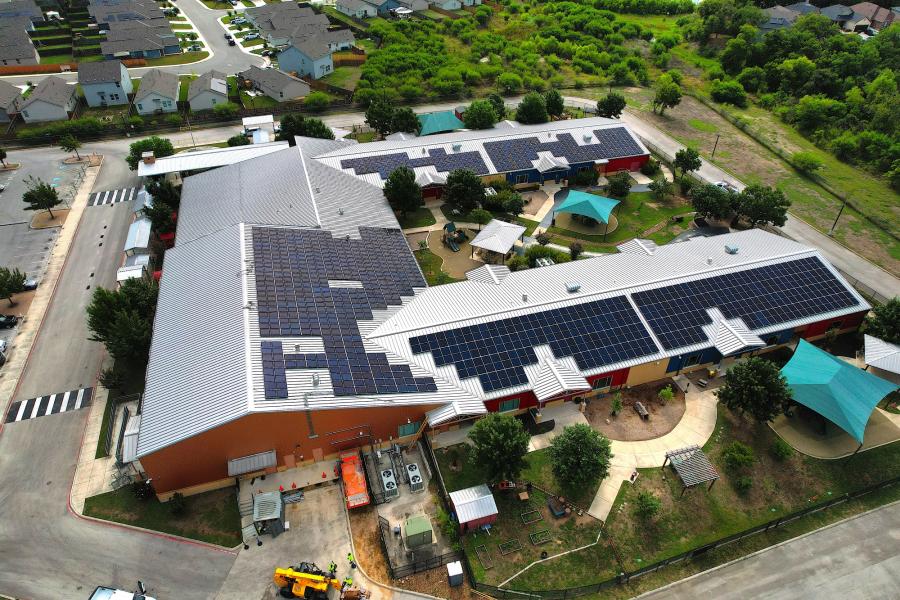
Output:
[725, 245, 739, 255]
[583, 134, 592, 143]
[452, 143, 462, 152]
[566, 282, 581, 293]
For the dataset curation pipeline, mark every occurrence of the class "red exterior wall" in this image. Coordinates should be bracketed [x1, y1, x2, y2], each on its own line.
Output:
[423, 186, 443, 199]
[586, 367, 630, 388]
[458, 513, 497, 534]
[481, 367, 631, 413]
[799, 310, 866, 339]
[604, 155, 649, 174]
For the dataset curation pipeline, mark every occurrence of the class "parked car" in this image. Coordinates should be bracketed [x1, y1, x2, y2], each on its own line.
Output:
[232, 17, 247, 24]
[0, 339, 8, 355]
[714, 181, 738, 192]
[224, 33, 233, 40]
[228, 38, 237, 46]
[0, 315, 18, 329]
[244, 32, 260, 40]
[23, 278, 38, 291]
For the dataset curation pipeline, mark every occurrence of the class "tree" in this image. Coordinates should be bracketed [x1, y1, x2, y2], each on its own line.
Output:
[673, 147, 701, 180]
[22, 175, 62, 219]
[548, 423, 612, 492]
[865, 297, 900, 344]
[651, 75, 682, 115]
[791, 151, 823, 174]
[276, 113, 334, 145]
[303, 91, 330, 112]
[715, 357, 792, 423]
[499, 189, 525, 216]
[443, 169, 485, 213]
[467, 413, 530, 483]
[634, 491, 661, 520]
[142, 179, 182, 234]
[227, 134, 250, 147]
[469, 208, 492, 230]
[463, 100, 497, 130]
[365, 97, 395, 137]
[607, 171, 632, 199]
[596, 92, 626, 119]
[649, 177, 674, 203]
[0, 147, 7, 167]
[569, 241, 583, 260]
[497, 72, 523, 95]
[710, 79, 747, 107]
[535, 231, 551, 246]
[722, 441, 754, 471]
[736, 184, 790, 227]
[383, 167, 423, 216]
[390, 106, 420, 134]
[126, 136, 174, 170]
[59, 134, 81, 160]
[516, 92, 548, 124]
[86, 277, 159, 370]
[487, 93, 506, 120]
[691, 183, 736, 221]
[544, 88, 564, 117]
[0, 267, 26, 306]
[146, 179, 181, 211]
[211, 102, 239, 118]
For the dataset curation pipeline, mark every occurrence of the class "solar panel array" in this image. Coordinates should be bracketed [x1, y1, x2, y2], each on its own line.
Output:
[253, 227, 436, 399]
[484, 128, 644, 173]
[409, 296, 658, 393]
[632, 256, 860, 350]
[340, 147, 489, 180]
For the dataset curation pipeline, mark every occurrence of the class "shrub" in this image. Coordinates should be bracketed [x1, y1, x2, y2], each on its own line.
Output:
[657, 385, 674, 405]
[734, 475, 753, 495]
[574, 168, 599, 187]
[722, 441, 754, 472]
[169, 492, 187, 516]
[212, 101, 239, 118]
[640, 157, 661, 177]
[791, 151, 823, 174]
[164, 114, 183, 126]
[535, 232, 550, 246]
[132, 479, 155, 501]
[525, 244, 568, 267]
[710, 80, 748, 108]
[303, 91, 330, 112]
[506, 255, 529, 271]
[568, 242, 583, 260]
[611, 392, 623, 415]
[227, 134, 251, 147]
[634, 491, 661, 520]
[771, 438, 794, 461]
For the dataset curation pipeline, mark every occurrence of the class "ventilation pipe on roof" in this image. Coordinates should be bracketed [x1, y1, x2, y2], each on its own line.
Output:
[707, 257, 714, 265]
[522, 293, 528, 303]
[566, 282, 581, 293]
[725, 245, 739, 255]
[294, 343, 301, 352]
[338, 208, 344, 215]
[312, 373, 320, 387]
[452, 143, 462, 152]
[583, 134, 592, 143]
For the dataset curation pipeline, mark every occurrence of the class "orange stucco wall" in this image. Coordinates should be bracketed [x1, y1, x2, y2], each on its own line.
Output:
[140, 404, 441, 493]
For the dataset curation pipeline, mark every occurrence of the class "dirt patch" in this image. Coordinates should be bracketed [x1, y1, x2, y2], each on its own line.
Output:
[0, 163, 21, 171]
[63, 156, 90, 165]
[585, 382, 686, 442]
[30, 209, 70, 230]
[520, 190, 549, 217]
[3, 289, 36, 321]
[406, 231, 429, 252]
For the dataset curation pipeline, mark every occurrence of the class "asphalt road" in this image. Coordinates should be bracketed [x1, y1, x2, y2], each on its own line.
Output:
[0, 0, 265, 87]
[637, 501, 900, 600]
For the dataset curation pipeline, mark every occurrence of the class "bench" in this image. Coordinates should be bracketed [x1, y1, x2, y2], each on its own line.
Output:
[697, 378, 709, 388]
[634, 401, 649, 420]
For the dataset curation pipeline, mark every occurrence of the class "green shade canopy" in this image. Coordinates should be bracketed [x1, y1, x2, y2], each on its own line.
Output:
[555, 190, 620, 224]
[418, 111, 465, 136]
[781, 339, 899, 443]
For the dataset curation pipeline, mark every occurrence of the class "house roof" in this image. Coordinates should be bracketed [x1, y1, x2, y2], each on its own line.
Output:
[785, 2, 819, 14]
[78, 60, 125, 85]
[762, 5, 800, 29]
[188, 70, 227, 102]
[0, 0, 42, 20]
[821, 4, 854, 20]
[0, 24, 37, 63]
[449, 485, 498, 523]
[135, 68, 179, 103]
[19, 76, 74, 111]
[238, 66, 310, 95]
[470, 219, 526, 255]
[100, 20, 176, 55]
[0, 79, 23, 113]
[89, 0, 164, 23]
[781, 339, 899, 443]
[368, 229, 868, 401]
[418, 110, 465, 136]
[291, 35, 332, 60]
[864, 335, 900, 376]
[124, 216, 152, 251]
[314, 117, 649, 189]
[532, 357, 590, 402]
[338, 0, 375, 10]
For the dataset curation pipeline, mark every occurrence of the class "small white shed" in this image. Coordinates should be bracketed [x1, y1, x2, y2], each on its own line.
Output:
[124, 217, 152, 256]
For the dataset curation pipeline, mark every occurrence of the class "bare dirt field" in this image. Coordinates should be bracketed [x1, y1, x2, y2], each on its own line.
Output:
[585, 382, 686, 441]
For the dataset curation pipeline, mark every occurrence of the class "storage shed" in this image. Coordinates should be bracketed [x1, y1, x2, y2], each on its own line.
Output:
[124, 217, 152, 256]
[252, 490, 286, 537]
[449, 484, 498, 533]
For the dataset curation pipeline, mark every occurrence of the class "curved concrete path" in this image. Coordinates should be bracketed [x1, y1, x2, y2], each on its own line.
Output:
[588, 386, 719, 521]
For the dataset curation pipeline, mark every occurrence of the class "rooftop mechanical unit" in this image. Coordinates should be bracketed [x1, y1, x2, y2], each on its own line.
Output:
[381, 468, 399, 500]
[407, 463, 424, 493]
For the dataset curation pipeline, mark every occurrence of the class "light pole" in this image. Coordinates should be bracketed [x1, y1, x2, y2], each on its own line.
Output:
[711, 133, 721, 160]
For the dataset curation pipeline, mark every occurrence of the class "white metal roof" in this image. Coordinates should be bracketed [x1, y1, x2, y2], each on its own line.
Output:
[465, 264, 512, 285]
[700, 308, 764, 357]
[243, 114, 274, 127]
[449, 484, 497, 523]
[470, 219, 526, 255]
[133, 188, 152, 213]
[121, 414, 141, 463]
[864, 334, 900, 376]
[116, 264, 145, 282]
[616, 238, 658, 256]
[532, 358, 591, 402]
[125, 253, 151, 268]
[228, 449, 277, 476]
[124, 217, 151, 252]
[137, 142, 289, 177]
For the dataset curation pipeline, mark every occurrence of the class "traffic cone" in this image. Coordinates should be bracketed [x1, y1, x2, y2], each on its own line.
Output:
[279, 485, 284, 492]
[322, 471, 327, 478]
[292, 482, 297, 489]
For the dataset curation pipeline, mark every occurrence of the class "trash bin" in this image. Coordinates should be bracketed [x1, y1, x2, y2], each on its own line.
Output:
[447, 561, 463, 587]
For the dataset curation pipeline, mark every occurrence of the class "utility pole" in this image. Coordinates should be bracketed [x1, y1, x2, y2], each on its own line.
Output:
[711, 133, 721, 159]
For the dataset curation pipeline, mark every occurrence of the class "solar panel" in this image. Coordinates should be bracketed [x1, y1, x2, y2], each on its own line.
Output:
[632, 257, 860, 351]
[483, 128, 644, 173]
[254, 227, 436, 399]
[409, 296, 658, 393]
[340, 148, 489, 180]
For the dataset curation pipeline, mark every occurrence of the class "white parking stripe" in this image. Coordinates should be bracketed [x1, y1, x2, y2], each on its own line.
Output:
[57, 391, 71, 414]
[43, 394, 57, 416]
[29, 397, 43, 419]
[100, 191, 111, 205]
[14, 401, 27, 422]
[74, 388, 85, 409]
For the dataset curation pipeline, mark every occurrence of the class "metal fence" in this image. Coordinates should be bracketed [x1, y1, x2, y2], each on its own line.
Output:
[377, 515, 465, 579]
[101, 392, 141, 458]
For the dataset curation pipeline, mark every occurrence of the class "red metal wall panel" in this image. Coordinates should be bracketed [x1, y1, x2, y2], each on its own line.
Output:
[604, 155, 649, 173]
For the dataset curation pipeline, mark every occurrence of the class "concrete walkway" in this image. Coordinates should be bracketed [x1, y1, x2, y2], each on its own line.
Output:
[588, 386, 719, 521]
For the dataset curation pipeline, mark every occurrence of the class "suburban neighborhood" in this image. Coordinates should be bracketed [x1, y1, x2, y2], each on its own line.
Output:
[0, 0, 897, 599]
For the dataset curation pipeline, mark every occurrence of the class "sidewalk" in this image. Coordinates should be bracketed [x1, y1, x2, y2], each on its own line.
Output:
[588, 386, 719, 521]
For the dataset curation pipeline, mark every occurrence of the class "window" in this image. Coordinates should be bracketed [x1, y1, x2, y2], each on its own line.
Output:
[498, 398, 520, 413]
[162, 100, 171, 107]
[110, 93, 119, 101]
[683, 353, 701, 368]
[766, 335, 779, 347]
[115, 81, 120, 88]
[22, 110, 28, 118]
[136, 104, 142, 111]
[591, 376, 612, 390]
[398, 421, 420, 437]
[515, 174, 528, 184]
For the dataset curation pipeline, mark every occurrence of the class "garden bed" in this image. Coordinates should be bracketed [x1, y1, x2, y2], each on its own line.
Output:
[584, 381, 686, 442]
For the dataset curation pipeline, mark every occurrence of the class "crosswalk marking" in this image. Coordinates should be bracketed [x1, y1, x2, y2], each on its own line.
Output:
[5, 387, 93, 424]
[88, 187, 141, 207]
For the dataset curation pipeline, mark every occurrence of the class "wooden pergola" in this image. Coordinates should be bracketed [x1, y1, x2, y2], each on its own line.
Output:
[663, 445, 719, 497]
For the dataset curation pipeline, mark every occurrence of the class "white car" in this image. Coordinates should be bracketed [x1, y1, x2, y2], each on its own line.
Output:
[0, 339, 7, 355]
[244, 32, 260, 40]
[714, 181, 738, 192]
[89, 583, 155, 600]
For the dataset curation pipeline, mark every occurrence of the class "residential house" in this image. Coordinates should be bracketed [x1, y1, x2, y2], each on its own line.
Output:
[237, 66, 310, 102]
[0, 80, 23, 123]
[0, 23, 39, 66]
[277, 29, 355, 79]
[429, 0, 463, 11]
[396, 0, 429, 11]
[19, 76, 77, 122]
[78, 60, 133, 107]
[784, 2, 820, 15]
[459, 0, 482, 6]
[100, 20, 180, 59]
[820, 4, 870, 31]
[88, 0, 165, 30]
[363, 0, 400, 15]
[188, 70, 229, 112]
[336, 0, 379, 19]
[135, 68, 179, 115]
[0, 0, 44, 27]
[850, 2, 895, 30]
[761, 5, 800, 33]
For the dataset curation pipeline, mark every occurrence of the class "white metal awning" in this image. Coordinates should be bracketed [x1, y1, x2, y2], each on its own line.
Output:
[864, 334, 900, 375]
[228, 449, 277, 476]
[702, 309, 764, 356]
[124, 217, 152, 253]
[470, 219, 526, 255]
[137, 142, 289, 177]
[531, 358, 591, 402]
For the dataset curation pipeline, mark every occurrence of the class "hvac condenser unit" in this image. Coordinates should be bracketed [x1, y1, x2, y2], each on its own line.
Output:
[381, 468, 399, 500]
[407, 463, 425, 492]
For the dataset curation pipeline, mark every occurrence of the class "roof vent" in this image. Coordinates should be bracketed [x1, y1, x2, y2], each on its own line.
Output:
[338, 208, 344, 215]
[314, 187, 320, 194]
[583, 134, 592, 143]
[566, 282, 581, 293]
[707, 257, 714, 265]
[452, 143, 462, 152]
[725, 245, 739, 255]
[422, 148, 427, 155]
[312, 373, 320, 387]
[294, 343, 301, 352]
[522, 294, 528, 303]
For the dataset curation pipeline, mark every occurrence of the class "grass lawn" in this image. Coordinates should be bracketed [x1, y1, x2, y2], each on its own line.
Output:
[84, 486, 242, 547]
[350, 130, 377, 143]
[178, 75, 196, 101]
[145, 51, 209, 66]
[397, 206, 436, 229]
[202, 0, 233, 8]
[511, 216, 540, 237]
[241, 38, 265, 48]
[170, 23, 194, 30]
[321, 66, 362, 91]
[240, 91, 278, 109]
[414, 249, 460, 285]
[40, 54, 74, 65]
[603, 405, 900, 572]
